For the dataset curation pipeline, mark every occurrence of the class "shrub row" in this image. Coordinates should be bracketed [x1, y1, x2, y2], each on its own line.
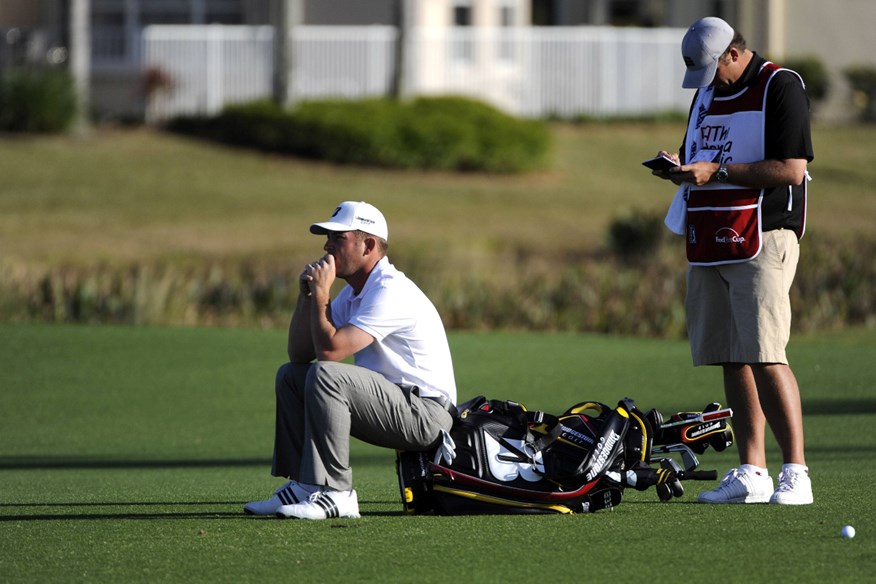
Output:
[780, 56, 830, 103]
[168, 96, 551, 173]
[3, 234, 874, 337]
[845, 65, 876, 123]
[0, 68, 77, 133]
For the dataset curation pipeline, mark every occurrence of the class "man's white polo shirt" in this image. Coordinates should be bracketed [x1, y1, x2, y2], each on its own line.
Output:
[330, 257, 457, 402]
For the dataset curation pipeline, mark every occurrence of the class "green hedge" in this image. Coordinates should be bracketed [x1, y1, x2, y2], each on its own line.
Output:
[844, 64, 876, 122]
[168, 96, 551, 173]
[781, 55, 830, 103]
[0, 69, 77, 133]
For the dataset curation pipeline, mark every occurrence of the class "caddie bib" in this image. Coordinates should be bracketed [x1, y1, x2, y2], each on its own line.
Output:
[685, 62, 782, 266]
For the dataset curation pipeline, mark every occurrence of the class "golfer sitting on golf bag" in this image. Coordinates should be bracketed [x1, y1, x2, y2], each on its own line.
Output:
[244, 201, 457, 520]
[397, 396, 734, 515]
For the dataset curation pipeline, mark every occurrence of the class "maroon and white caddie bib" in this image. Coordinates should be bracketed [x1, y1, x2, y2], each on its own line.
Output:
[685, 62, 789, 266]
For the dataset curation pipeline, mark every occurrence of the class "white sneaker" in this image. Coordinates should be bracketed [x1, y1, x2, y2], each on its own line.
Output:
[244, 480, 317, 516]
[770, 467, 813, 505]
[276, 489, 360, 520]
[698, 467, 774, 504]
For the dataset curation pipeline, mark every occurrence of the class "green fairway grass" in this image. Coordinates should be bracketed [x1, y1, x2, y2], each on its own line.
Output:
[2, 323, 874, 582]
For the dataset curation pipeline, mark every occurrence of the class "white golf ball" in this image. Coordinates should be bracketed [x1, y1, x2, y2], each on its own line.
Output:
[841, 525, 856, 539]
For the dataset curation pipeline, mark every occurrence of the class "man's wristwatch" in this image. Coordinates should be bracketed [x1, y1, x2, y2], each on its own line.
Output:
[715, 165, 729, 183]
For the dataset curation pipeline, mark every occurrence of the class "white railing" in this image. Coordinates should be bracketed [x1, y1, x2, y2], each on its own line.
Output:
[294, 26, 398, 100]
[403, 26, 689, 118]
[143, 25, 274, 121]
[140, 24, 691, 122]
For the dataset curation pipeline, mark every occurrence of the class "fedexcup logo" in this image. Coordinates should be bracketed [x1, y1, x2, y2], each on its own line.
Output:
[714, 227, 745, 244]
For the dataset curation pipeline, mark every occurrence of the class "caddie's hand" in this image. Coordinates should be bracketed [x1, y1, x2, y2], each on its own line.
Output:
[651, 150, 681, 181]
[674, 161, 721, 186]
[304, 253, 336, 297]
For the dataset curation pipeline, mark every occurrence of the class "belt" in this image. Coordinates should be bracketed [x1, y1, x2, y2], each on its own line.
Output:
[423, 394, 457, 416]
[405, 384, 457, 417]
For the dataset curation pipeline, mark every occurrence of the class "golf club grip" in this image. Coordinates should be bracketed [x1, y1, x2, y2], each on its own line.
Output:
[680, 470, 718, 481]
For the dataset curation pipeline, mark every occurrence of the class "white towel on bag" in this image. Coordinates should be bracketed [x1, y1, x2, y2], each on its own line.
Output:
[664, 87, 715, 235]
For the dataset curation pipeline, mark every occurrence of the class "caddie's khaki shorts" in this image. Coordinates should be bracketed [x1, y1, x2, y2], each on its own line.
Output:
[686, 229, 800, 366]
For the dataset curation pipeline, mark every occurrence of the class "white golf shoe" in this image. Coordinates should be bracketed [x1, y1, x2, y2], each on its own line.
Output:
[770, 466, 813, 505]
[698, 467, 774, 504]
[244, 480, 318, 516]
[276, 489, 360, 520]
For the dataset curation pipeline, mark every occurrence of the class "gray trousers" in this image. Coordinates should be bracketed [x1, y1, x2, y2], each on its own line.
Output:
[271, 361, 454, 491]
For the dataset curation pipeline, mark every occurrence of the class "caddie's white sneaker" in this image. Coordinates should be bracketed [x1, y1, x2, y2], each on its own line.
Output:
[244, 480, 317, 516]
[698, 467, 774, 504]
[276, 489, 360, 520]
[770, 467, 813, 505]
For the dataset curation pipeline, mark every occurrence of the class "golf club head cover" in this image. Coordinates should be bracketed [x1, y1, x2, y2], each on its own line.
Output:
[654, 459, 684, 502]
[652, 402, 734, 454]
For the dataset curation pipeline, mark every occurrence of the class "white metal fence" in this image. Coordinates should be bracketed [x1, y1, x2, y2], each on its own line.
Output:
[143, 25, 274, 120]
[142, 24, 691, 122]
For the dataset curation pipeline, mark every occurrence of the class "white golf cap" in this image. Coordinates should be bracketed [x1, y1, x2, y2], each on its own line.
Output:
[310, 201, 389, 241]
[681, 17, 734, 88]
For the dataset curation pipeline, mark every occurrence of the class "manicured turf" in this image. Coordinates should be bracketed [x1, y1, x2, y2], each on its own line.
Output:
[2, 323, 874, 582]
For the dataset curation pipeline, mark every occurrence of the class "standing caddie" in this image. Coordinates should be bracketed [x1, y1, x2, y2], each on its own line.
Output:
[651, 17, 814, 505]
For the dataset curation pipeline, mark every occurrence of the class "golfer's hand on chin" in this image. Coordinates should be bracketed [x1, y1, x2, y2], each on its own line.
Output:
[306, 254, 336, 299]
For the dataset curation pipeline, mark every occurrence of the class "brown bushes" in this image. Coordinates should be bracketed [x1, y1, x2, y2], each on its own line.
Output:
[3, 235, 874, 337]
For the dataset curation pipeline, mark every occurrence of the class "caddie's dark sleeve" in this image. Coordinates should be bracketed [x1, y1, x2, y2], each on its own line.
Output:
[762, 69, 813, 233]
[765, 71, 814, 163]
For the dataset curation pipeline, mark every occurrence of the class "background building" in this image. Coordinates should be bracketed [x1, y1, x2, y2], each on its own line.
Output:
[1, 0, 872, 122]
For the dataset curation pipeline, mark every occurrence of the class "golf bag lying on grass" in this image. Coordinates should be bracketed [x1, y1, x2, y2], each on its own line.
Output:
[397, 396, 733, 515]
